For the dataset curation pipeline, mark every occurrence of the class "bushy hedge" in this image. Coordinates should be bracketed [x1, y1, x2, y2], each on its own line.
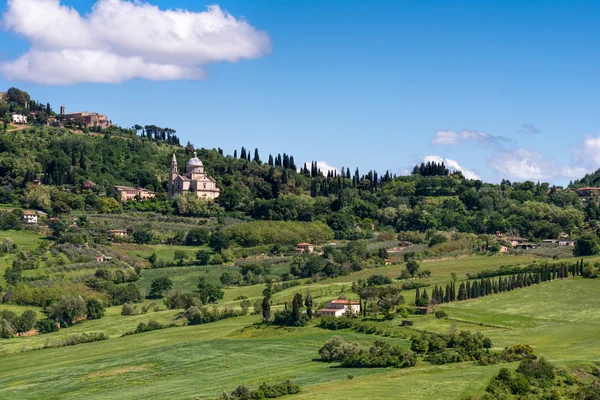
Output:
[216, 380, 300, 399]
[318, 336, 416, 368]
[44, 332, 108, 348]
[184, 306, 246, 326]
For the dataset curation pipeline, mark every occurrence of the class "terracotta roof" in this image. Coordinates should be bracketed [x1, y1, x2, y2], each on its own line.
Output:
[296, 243, 313, 246]
[22, 211, 37, 215]
[577, 187, 600, 191]
[331, 300, 359, 305]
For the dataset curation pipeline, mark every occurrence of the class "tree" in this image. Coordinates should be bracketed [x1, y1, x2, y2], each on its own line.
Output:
[209, 230, 230, 252]
[219, 272, 235, 288]
[15, 310, 37, 335]
[574, 234, 600, 256]
[185, 228, 210, 246]
[49, 296, 86, 327]
[262, 281, 273, 322]
[86, 299, 105, 320]
[98, 197, 122, 214]
[406, 260, 420, 276]
[305, 292, 313, 319]
[174, 250, 186, 265]
[292, 293, 303, 323]
[149, 277, 173, 298]
[196, 250, 210, 265]
[133, 229, 153, 245]
[197, 276, 224, 304]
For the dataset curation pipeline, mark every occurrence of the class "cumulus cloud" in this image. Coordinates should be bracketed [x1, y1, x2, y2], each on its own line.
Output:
[422, 155, 481, 180]
[431, 129, 512, 146]
[519, 123, 541, 134]
[487, 148, 586, 181]
[299, 161, 339, 175]
[1, 0, 271, 84]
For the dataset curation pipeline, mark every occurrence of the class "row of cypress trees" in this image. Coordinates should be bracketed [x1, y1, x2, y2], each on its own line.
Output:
[421, 260, 586, 305]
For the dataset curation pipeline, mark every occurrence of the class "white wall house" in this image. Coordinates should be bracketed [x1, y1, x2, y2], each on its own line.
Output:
[21, 212, 37, 224]
[317, 299, 360, 317]
[11, 113, 27, 124]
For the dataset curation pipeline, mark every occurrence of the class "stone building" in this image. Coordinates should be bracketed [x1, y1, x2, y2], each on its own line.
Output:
[114, 186, 155, 202]
[168, 152, 220, 200]
[61, 107, 111, 129]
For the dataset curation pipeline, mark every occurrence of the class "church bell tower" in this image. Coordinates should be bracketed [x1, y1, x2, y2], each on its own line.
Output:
[168, 153, 178, 197]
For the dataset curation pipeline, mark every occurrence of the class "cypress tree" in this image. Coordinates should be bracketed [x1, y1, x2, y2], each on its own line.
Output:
[457, 283, 467, 301]
[415, 287, 420, 304]
[466, 281, 471, 299]
[305, 293, 313, 319]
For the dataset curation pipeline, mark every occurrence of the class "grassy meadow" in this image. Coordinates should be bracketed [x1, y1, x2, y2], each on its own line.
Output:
[2, 234, 600, 399]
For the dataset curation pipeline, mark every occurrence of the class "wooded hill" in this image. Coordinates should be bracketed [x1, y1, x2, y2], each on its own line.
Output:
[0, 123, 597, 242]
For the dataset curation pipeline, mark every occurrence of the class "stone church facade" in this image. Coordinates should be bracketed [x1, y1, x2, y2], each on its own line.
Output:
[168, 152, 220, 200]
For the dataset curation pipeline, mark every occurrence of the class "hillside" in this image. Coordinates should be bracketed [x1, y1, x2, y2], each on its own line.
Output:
[2, 88, 600, 399]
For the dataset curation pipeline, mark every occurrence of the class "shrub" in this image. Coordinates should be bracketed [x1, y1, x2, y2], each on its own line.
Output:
[318, 336, 361, 362]
[165, 290, 202, 310]
[36, 318, 59, 334]
[48, 295, 86, 327]
[121, 302, 137, 316]
[86, 298, 105, 320]
[366, 275, 393, 286]
[435, 310, 448, 319]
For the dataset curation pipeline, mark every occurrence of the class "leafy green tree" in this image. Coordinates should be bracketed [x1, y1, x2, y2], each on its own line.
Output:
[98, 197, 122, 214]
[185, 228, 210, 246]
[574, 234, 600, 256]
[197, 276, 224, 304]
[86, 299, 105, 320]
[406, 260, 420, 276]
[219, 272, 235, 288]
[196, 250, 210, 265]
[149, 277, 173, 298]
[49, 295, 86, 327]
[15, 310, 37, 335]
[209, 230, 230, 252]
[133, 229, 153, 244]
[174, 250, 186, 265]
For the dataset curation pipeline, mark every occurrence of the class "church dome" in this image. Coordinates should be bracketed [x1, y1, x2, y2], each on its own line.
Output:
[187, 152, 203, 167]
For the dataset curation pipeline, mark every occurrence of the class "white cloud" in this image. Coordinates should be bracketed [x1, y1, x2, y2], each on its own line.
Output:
[431, 129, 511, 146]
[579, 136, 600, 167]
[1, 0, 271, 84]
[299, 161, 339, 175]
[422, 155, 481, 180]
[487, 148, 586, 182]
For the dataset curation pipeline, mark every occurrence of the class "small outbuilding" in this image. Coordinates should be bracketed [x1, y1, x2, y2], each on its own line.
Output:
[295, 243, 315, 254]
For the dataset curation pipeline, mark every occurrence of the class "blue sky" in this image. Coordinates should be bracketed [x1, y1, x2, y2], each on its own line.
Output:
[2, 0, 600, 184]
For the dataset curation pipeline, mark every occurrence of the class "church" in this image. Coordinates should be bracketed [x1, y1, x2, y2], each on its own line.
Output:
[168, 152, 220, 200]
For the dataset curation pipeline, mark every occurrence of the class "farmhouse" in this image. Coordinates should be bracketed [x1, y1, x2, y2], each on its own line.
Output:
[295, 243, 315, 254]
[21, 211, 37, 224]
[168, 153, 220, 200]
[384, 258, 393, 265]
[577, 187, 600, 197]
[114, 186, 155, 202]
[11, 113, 27, 124]
[558, 240, 575, 247]
[95, 255, 113, 263]
[107, 229, 128, 238]
[317, 299, 360, 317]
[514, 243, 537, 250]
[505, 236, 529, 247]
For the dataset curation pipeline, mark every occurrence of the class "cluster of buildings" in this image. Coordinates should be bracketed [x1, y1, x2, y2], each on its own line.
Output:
[496, 232, 573, 250]
[114, 186, 156, 202]
[59, 106, 111, 129]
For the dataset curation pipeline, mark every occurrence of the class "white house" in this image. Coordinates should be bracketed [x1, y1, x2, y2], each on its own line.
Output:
[21, 211, 38, 224]
[317, 299, 360, 317]
[11, 113, 27, 124]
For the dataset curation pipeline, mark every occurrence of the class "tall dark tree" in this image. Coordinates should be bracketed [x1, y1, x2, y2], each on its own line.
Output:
[305, 292, 313, 319]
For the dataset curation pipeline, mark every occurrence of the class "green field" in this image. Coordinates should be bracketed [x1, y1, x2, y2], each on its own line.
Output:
[0, 230, 45, 286]
[1, 251, 599, 399]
